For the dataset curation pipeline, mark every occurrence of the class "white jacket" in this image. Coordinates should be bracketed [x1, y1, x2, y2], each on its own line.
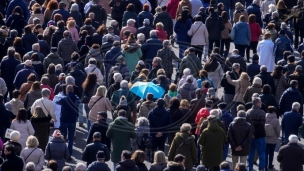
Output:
[207, 63, 224, 89]
[190, 0, 203, 17]
[187, 21, 209, 46]
[31, 97, 56, 121]
[52, 93, 65, 128]
[257, 39, 275, 72]
[85, 64, 104, 85]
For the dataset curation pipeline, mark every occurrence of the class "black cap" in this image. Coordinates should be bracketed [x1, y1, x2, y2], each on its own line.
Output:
[217, 102, 227, 109]
[96, 151, 105, 159]
[189, 47, 196, 52]
[93, 132, 101, 138]
[97, 111, 107, 119]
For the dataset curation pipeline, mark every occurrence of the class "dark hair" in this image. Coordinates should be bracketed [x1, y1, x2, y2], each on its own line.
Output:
[5, 144, 15, 153]
[59, 84, 67, 95]
[262, 84, 272, 94]
[161, 5, 167, 11]
[82, 73, 97, 91]
[146, 93, 154, 101]
[13, 90, 21, 98]
[13, 37, 23, 46]
[47, 63, 56, 74]
[199, 70, 208, 78]
[47, 160, 58, 171]
[157, 75, 166, 83]
[143, 4, 149, 11]
[271, 65, 283, 79]
[174, 154, 186, 162]
[80, 30, 88, 38]
[220, 162, 230, 169]
[24, 25, 32, 34]
[248, 14, 256, 24]
[221, 11, 229, 23]
[204, 53, 220, 72]
[206, 100, 213, 107]
[268, 106, 276, 113]
[30, 81, 41, 92]
[126, 3, 135, 12]
[288, 55, 295, 62]
[37, 34, 43, 40]
[92, 44, 100, 49]
[27, 73, 36, 82]
[96, 24, 108, 35]
[57, 20, 64, 28]
[15, 108, 27, 123]
[33, 7, 42, 14]
[31, 53, 41, 61]
[290, 80, 298, 88]
[84, 18, 92, 25]
[177, 9, 189, 22]
[54, 14, 62, 22]
[202, 80, 211, 88]
[208, 6, 215, 13]
[122, 150, 132, 159]
[131, 150, 146, 164]
[12, 6, 23, 17]
[71, 52, 80, 61]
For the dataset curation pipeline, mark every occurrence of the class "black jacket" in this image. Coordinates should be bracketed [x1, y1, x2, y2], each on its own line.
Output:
[51, 28, 64, 48]
[86, 5, 107, 25]
[0, 103, 10, 140]
[153, 11, 173, 36]
[279, 87, 303, 116]
[163, 162, 185, 171]
[221, 71, 240, 94]
[108, 0, 126, 19]
[246, 61, 260, 82]
[205, 12, 225, 40]
[1, 153, 24, 171]
[87, 161, 111, 171]
[136, 163, 148, 171]
[116, 159, 139, 171]
[86, 119, 111, 149]
[82, 140, 110, 166]
[136, 25, 153, 40]
[246, 106, 266, 138]
[277, 143, 304, 171]
[255, 72, 276, 95]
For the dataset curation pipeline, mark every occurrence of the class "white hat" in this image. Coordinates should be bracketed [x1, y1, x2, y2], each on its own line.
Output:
[24, 60, 32, 66]
[10, 131, 21, 141]
[138, 60, 144, 65]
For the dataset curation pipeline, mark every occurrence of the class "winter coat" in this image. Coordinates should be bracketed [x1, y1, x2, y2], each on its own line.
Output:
[1, 141, 22, 159]
[190, 0, 203, 16]
[138, 101, 156, 118]
[232, 21, 251, 45]
[51, 28, 64, 48]
[58, 38, 79, 62]
[141, 36, 163, 66]
[273, 75, 287, 103]
[289, 73, 304, 97]
[148, 106, 172, 138]
[86, 5, 107, 24]
[137, 11, 154, 27]
[188, 21, 208, 45]
[233, 9, 248, 24]
[6, 0, 30, 20]
[45, 137, 70, 171]
[206, 64, 223, 89]
[85, 49, 104, 74]
[43, 53, 64, 72]
[123, 44, 142, 72]
[178, 83, 196, 102]
[22, 34, 38, 53]
[6, 14, 26, 37]
[246, 61, 260, 81]
[131, 125, 150, 152]
[226, 74, 251, 103]
[85, 64, 103, 85]
[282, 110, 302, 143]
[1, 153, 24, 171]
[224, 54, 246, 72]
[88, 96, 112, 123]
[176, 0, 192, 19]
[0, 56, 20, 87]
[168, 132, 197, 169]
[206, 12, 225, 41]
[109, 0, 126, 19]
[20, 147, 44, 171]
[157, 47, 181, 75]
[9, 98, 24, 116]
[277, 143, 304, 171]
[24, 90, 42, 110]
[10, 120, 35, 148]
[82, 140, 110, 166]
[87, 161, 111, 171]
[149, 163, 167, 171]
[198, 119, 227, 167]
[70, 11, 83, 27]
[68, 27, 79, 42]
[228, 117, 253, 156]
[167, 0, 180, 19]
[178, 74, 198, 88]
[116, 159, 139, 171]
[105, 46, 123, 69]
[28, 13, 44, 25]
[51, 8, 70, 22]
[111, 88, 136, 110]
[274, 35, 294, 59]
[80, 25, 96, 36]
[279, 87, 303, 116]
[255, 72, 276, 94]
[155, 28, 167, 42]
[122, 11, 138, 27]
[0, 103, 11, 140]
[247, 4, 263, 27]
[56, 92, 80, 123]
[153, 12, 174, 36]
[179, 54, 202, 78]
[265, 113, 280, 144]
[68, 69, 86, 95]
[260, 93, 278, 109]
[163, 162, 184, 171]
[174, 19, 192, 45]
[221, 21, 232, 39]
[246, 106, 266, 138]
[106, 117, 136, 163]
[30, 116, 51, 152]
[243, 84, 261, 103]
[32, 62, 44, 80]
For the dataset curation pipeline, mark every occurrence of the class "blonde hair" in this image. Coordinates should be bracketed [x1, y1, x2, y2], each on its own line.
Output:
[67, 20, 76, 29]
[156, 69, 166, 75]
[32, 106, 46, 118]
[180, 99, 190, 109]
[156, 22, 164, 29]
[153, 151, 167, 165]
[26, 135, 39, 148]
[96, 86, 107, 97]
[239, 72, 250, 81]
[14, 52, 22, 62]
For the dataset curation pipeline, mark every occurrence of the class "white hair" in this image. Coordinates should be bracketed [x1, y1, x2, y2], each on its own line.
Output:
[70, 3, 79, 12]
[292, 102, 301, 110]
[272, 11, 279, 18]
[210, 109, 220, 117]
[41, 88, 51, 97]
[127, 19, 136, 25]
[268, 4, 276, 13]
[260, 65, 267, 72]
[183, 68, 191, 75]
[281, 22, 288, 30]
[32, 43, 40, 50]
[65, 76, 75, 85]
[111, 20, 118, 26]
[120, 80, 128, 88]
[180, 123, 192, 132]
[137, 33, 145, 41]
[75, 163, 86, 171]
[135, 117, 149, 127]
[25, 162, 35, 171]
[150, 30, 157, 36]
[288, 134, 298, 143]
[253, 0, 259, 4]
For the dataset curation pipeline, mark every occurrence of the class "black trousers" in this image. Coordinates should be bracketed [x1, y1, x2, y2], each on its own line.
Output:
[220, 38, 230, 58]
[192, 45, 204, 61]
[235, 44, 247, 57]
[208, 40, 220, 55]
[246, 41, 258, 62]
[294, 28, 304, 48]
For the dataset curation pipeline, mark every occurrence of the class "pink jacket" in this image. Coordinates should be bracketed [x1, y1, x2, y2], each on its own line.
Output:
[68, 27, 79, 42]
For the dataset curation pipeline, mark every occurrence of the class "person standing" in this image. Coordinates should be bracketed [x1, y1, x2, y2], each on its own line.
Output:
[86, 0, 107, 25]
[277, 134, 304, 171]
[220, 11, 232, 59]
[0, 95, 11, 142]
[179, 47, 202, 79]
[228, 110, 253, 170]
[246, 0, 263, 27]
[246, 14, 262, 63]
[57, 31, 79, 65]
[273, 30, 294, 63]
[1, 144, 24, 171]
[246, 96, 266, 171]
[86, 151, 111, 171]
[292, 0, 304, 49]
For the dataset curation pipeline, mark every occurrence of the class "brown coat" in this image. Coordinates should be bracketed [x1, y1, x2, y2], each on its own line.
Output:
[277, 143, 304, 171]
[88, 96, 113, 123]
[265, 113, 280, 144]
[44, 9, 55, 21]
[20, 81, 33, 101]
[233, 9, 248, 24]
[273, 75, 287, 103]
[243, 84, 261, 103]
[175, 0, 192, 19]
[226, 75, 251, 103]
[138, 101, 156, 118]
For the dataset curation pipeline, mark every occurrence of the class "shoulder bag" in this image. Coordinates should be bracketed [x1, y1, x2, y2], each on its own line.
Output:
[91, 96, 103, 108]
[190, 22, 203, 39]
[24, 148, 37, 162]
[41, 99, 54, 127]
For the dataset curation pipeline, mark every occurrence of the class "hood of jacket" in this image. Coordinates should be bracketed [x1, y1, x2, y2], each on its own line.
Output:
[47, 53, 60, 59]
[124, 43, 140, 53]
[175, 132, 195, 144]
[235, 21, 248, 29]
[156, 11, 170, 19]
[118, 159, 137, 169]
[10, 98, 23, 106]
[180, 82, 195, 90]
[88, 161, 109, 170]
[207, 120, 221, 132]
[88, 48, 101, 58]
[232, 117, 248, 128]
[60, 38, 75, 45]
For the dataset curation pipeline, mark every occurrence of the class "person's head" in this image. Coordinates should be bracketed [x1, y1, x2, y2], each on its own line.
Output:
[27, 73, 36, 82]
[260, 65, 267, 73]
[289, 134, 299, 143]
[219, 161, 230, 170]
[137, 33, 145, 42]
[65, 76, 75, 85]
[180, 123, 191, 133]
[235, 163, 247, 171]
[174, 154, 186, 166]
[239, 72, 250, 81]
[131, 150, 146, 164]
[210, 109, 220, 118]
[32, 106, 46, 118]
[13, 90, 21, 99]
[93, 132, 101, 141]
[127, 19, 136, 28]
[277, 0, 286, 9]
[262, 84, 272, 94]
[156, 22, 164, 30]
[95, 86, 107, 97]
[152, 57, 162, 67]
[84, 18, 92, 25]
[248, 14, 256, 24]
[135, 117, 149, 127]
[66, 85, 74, 93]
[161, 5, 167, 11]
[237, 110, 247, 118]
[235, 2, 244, 10]
[206, 100, 213, 108]
[10, 130, 20, 142]
[142, 3, 149, 11]
[292, 102, 301, 112]
[236, 104, 245, 111]
[290, 80, 298, 89]
[252, 54, 259, 62]
[117, 55, 126, 65]
[56, 20, 65, 29]
[4, 144, 14, 156]
[30, 81, 41, 92]
[41, 76, 50, 85]
[253, 0, 260, 5]
[263, 32, 272, 40]
[26, 135, 39, 148]
[75, 163, 86, 171]
[153, 151, 166, 165]
[41, 88, 51, 98]
[252, 77, 262, 87]
[188, 47, 196, 54]
[221, 11, 229, 23]
[67, 20, 76, 29]
[150, 30, 157, 37]
[272, 11, 279, 19]
[121, 150, 132, 160]
[194, 15, 203, 22]
[239, 15, 246, 22]
[268, 106, 276, 114]
[82, 73, 97, 90]
[169, 83, 177, 92]
[120, 80, 129, 89]
[70, 3, 79, 12]
[47, 160, 58, 171]
[88, 12, 95, 20]
[179, 99, 190, 109]
[287, 55, 295, 63]
[47, 0, 58, 10]
[252, 96, 262, 107]
[62, 166, 72, 171]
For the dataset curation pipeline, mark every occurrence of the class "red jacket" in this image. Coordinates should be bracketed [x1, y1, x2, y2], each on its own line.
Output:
[41, 84, 54, 100]
[167, 0, 180, 19]
[249, 22, 262, 42]
[195, 108, 210, 134]
[156, 28, 167, 42]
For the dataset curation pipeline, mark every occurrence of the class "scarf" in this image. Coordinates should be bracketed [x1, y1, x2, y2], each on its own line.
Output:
[168, 90, 177, 97]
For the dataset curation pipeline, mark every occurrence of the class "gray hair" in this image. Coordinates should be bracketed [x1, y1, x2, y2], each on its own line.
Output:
[66, 85, 74, 92]
[135, 117, 149, 127]
[281, 22, 288, 30]
[25, 162, 35, 171]
[237, 110, 247, 118]
[153, 57, 162, 66]
[65, 76, 75, 85]
[41, 76, 49, 85]
[32, 43, 40, 50]
[183, 68, 191, 75]
[137, 33, 145, 41]
[268, 4, 276, 13]
[75, 163, 86, 171]
[163, 40, 170, 47]
[89, 12, 95, 18]
[252, 97, 261, 106]
[41, 88, 51, 97]
[292, 102, 301, 110]
[111, 20, 118, 26]
[150, 30, 157, 36]
[253, 0, 260, 4]
[251, 93, 260, 101]
[210, 109, 220, 117]
[70, 3, 79, 12]
[289, 134, 298, 143]
[180, 123, 192, 132]
[260, 65, 267, 72]
[120, 80, 129, 88]
[232, 63, 240, 69]
[272, 11, 279, 18]
[127, 19, 136, 25]
[7, 46, 15, 56]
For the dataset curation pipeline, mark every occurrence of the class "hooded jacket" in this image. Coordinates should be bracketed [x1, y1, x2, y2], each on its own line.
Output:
[168, 132, 197, 169]
[137, 11, 154, 27]
[105, 46, 123, 68]
[163, 162, 185, 171]
[178, 83, 196, 102]
[56, 92, 80, 123]
[51, 28, 64, 48]
[87, 161, 111, 171]
[154, 12, 174, 36]
[265, 113, 280, 144]
[277, 143, 304, 171]
[58, 38, 79, 62]
[6, 14, 26, 38]
[206, 12, 225, 40]
[86, 5, 107, 25]
[45, 137, 70, 171]
[247, 106, 266, 138]
[123, 43, 142, 72]
[138, 101, 156, 118]
[148, 106, 172, 138]
[0, 56, 20, 87]
[116, 159, 139, 171]
[228, 117, 253, 156]
[232, 21, 251, 45]
[43, 53, 64, 72]
[106, 117, 136, 163]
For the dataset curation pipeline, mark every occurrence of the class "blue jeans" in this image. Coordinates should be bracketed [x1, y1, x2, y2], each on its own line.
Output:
[84, 103, 91, 131]
[78, 103, 84, 124]
[179, 45, 187, 59]
[247, 137, 266, 171]
[223, 142, 229, 161]
[59, 122, 76, 156]
[265, 143, 276, 168]
[230, 8, 235, 24]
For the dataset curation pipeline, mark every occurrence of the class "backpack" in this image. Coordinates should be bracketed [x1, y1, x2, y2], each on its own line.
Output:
[138, 133, 152, 150]
[265, 122, 275, 137]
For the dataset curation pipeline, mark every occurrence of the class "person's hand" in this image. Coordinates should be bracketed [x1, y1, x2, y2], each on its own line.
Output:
[236, 146, 242, 151]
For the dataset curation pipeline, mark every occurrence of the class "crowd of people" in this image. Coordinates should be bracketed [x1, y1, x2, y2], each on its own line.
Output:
[0, 0, 304, 170]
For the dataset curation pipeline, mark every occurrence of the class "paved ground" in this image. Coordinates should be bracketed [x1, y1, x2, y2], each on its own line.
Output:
[61, 17, 304, 171]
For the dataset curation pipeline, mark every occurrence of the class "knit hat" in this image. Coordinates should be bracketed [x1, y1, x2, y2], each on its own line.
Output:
[52, 130, 62, 138]
[10, 131, 20, 141]
[4, 102, 12, 111]
[296, 65, 302, 71]
[113, 73, 123, 82]
[24, 60, 32, 66]
[196, 165, 206, 171]
[119, 96, 127, 106]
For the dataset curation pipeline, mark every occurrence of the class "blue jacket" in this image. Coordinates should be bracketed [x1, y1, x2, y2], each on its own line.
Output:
[197, 78, 214, 88]
[51, 8, 70, 22]
[279, 87, 303, 116]
[68, 69, 86, 95]
[137, 11, 154, 27]
[38, 40, 50, 57]
[87, 161, 111, 171]
[274, 35, 294, 58]
[22, 34, 38, 53]
[104, 46, 124, 69]
[136, 25, 153, 40]
[281, 110, 302, 141]
[232, 21, 251, 45]
[247, 4, 263, 27]
[0, 56, 20, 87]
[6, 0, 30, 21]
[246, 61, 261, 81]
[148, 106, 172, 138]
[141, 35, 163, 66]
[56, 92, 80, 123]
[174, 19, 192, 45]
[13, 66, 38, 89]
[25, 50, 45, 62]
[221, 110, 233, 132]
[6, 14, 26, 37]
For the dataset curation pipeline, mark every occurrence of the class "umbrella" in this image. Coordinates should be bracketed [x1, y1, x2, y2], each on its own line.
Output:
[130, 82, 165, 99]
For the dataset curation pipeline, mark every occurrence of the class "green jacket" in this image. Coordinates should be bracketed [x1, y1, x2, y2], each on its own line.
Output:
[43, 53, 64, 72]
[110, 88, 136, 111]
[106, 117, 136, 163]
[179, 54, 202, 79]
[198, 120, 227, 167]
[168, 132, 197, 169]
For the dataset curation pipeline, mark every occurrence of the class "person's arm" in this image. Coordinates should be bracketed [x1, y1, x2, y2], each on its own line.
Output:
[0, 78, 7, 95]
[104, 145, 111, 161]
[37, 151, 45, 171]
[27, 121, 35, 135]
[167, 138, 177, 161]
[277, 148, 283, 163]
[225, 73, 238, 86]
[49, 101, 56, 121]
[81, 146, 88, 161]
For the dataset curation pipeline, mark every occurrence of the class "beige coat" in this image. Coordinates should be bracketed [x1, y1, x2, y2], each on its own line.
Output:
[187, 21, 209, 46]
[233, 10, 248, 24]
[31, 97, 56, 120]
[226, 75, 251, 103]
[265, 113, 280, 144]
[10, 120, 35, 148]
[138, 101, 156, 118]
[20, 147, 45, 171]
[28, 13, 45, 25]
[176, 0, 192, 19]
[88, 96, 113, 123]
[9, 98, 24, 116]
